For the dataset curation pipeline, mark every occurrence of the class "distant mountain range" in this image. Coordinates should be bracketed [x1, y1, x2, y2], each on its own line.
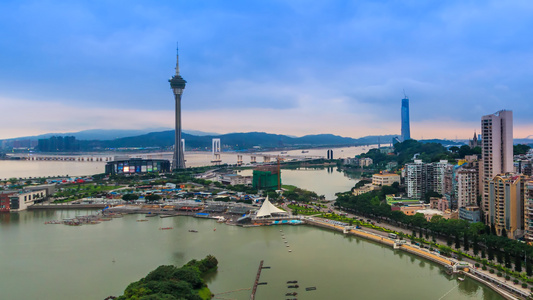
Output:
[0, 128, 224, 141]
[101, 131, 402, 150]
[5, 128, 531, 151]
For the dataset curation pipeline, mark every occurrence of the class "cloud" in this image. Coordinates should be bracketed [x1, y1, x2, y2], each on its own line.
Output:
[1, 0, 533, 140]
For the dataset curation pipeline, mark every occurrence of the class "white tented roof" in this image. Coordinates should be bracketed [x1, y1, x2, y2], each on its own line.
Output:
[255, 196, 286, 218]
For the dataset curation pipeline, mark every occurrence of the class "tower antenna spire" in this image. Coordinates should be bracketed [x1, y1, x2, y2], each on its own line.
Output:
[403, 89, 408, 99]
[175, 42, 180, 76]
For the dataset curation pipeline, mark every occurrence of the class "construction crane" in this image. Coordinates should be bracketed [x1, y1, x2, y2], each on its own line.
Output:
[277, 155, 283, 190]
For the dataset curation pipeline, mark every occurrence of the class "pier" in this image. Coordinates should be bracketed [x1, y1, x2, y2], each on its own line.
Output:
[250, 260, 264, 300]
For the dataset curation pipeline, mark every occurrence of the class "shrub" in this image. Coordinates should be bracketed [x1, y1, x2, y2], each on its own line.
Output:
[497, 272, 502, 277]
[513, 279, 519, 284]
[475, 263, 480, 268]
[506, 275, 510, 280]
[489, 269, 495, 274]
[522, 283, 527, 288]
[482, 266, 487, 270]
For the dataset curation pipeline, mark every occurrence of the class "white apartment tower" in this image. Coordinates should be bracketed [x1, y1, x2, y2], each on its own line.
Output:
[481, 110, 513, 223]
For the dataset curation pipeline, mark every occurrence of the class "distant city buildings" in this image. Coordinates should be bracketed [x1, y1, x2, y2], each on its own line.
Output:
[359, 157, 373, 167]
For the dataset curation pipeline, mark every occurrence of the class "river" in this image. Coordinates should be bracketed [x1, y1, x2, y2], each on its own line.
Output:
[0, 210, 502, 300]
[0, 145, 373, 179]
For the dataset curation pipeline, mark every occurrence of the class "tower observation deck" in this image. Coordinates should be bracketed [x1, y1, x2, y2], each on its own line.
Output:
[169, 45, 187, 169]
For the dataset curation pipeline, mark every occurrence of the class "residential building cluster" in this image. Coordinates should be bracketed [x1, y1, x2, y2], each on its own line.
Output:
[392, 110, 533, 241]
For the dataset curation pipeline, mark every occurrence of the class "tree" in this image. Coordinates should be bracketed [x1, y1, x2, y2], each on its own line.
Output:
[504, 252, 512, 269]
[463, 232, 469, 251]
[145, 194, 162, 202]
[454, 234, 461, 250]
[472, 236, 479, 256]
[488, 247, 494, 261]
[497, 250, 504, 264]
[514, 144, 531, 155]
[449, 146, 460, 153]
[515, 254, 522, 273]
[122, 194, 139, 201]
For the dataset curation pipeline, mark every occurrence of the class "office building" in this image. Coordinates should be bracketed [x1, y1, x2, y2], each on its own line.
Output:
[481, 110, 513, 223]
[401, 96, 411, 141]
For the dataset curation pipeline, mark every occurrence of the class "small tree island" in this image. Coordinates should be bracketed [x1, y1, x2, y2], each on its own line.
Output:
[115, 255, 218, 300]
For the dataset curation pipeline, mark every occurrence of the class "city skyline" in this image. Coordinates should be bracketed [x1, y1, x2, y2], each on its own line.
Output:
[1, 1, 533, 140]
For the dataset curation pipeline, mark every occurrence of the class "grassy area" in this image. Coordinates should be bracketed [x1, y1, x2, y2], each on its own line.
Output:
[288, 204, 321, 215]
[52, 183, 123, 203]
[282, 185, 297, 192]
[197, 287, 212, 300]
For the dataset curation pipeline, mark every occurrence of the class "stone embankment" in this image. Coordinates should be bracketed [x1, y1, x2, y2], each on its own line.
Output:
[303, 217, 526, 300]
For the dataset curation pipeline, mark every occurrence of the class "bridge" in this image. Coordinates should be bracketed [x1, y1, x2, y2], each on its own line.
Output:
[7, 154, 113, 162]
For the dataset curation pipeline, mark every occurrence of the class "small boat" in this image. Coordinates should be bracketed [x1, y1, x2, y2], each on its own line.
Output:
[301, 150, 309, 153]
[189, 230, 198, 233]
[214, 228, 216, 231]
[458, 276, 465, 281]
[285, 292, 297, 296]
[288, 285, 299, 288]
[146, 214, 157, 217]
[136, 219, 148, 222]
[159, 215, 174, 218]
[159, 227, 173, 230]
[287, 281, 298, 284]
[305, 287, 317, 291]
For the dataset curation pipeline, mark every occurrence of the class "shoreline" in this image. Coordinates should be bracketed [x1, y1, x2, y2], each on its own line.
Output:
[22, 204, 528, 299]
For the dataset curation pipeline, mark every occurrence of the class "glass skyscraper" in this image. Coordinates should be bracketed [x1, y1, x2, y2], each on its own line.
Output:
[401, 97, 410, 141]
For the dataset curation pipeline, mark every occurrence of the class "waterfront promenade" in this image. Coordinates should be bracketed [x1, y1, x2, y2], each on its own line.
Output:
[305, 216, 527, 300]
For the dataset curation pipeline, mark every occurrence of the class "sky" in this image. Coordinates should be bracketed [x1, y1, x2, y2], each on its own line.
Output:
[1, 0, 533, 140]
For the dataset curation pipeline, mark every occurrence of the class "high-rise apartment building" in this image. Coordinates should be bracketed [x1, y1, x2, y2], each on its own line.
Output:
[489, 173, 526, 239]
[524, 181, 533, 243]
[406, 160, 451, 200]
[456, 168, 478, 208]
[481, 110, 513, 222]
[401, 97, 410, 142]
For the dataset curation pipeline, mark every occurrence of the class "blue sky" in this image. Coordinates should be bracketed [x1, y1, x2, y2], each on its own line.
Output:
[1, 0, 533, 139]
